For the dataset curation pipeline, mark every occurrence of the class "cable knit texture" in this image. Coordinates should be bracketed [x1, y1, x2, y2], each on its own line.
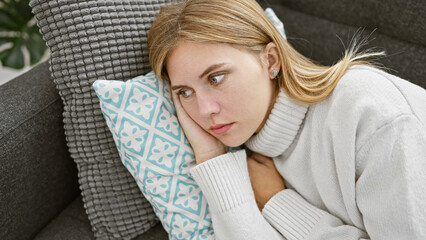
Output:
[190, 65, 426, 239]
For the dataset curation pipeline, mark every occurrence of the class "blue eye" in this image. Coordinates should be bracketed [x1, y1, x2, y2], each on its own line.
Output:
[209, 74, 225, 85]
[178, 89, 193, 98]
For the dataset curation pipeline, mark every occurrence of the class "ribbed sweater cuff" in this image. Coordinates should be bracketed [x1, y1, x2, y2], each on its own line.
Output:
[189, 150, 254, 213]
[262, 189, 324, 240]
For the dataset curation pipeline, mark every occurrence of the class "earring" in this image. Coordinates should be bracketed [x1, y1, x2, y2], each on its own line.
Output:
[271, 69, 278, 78]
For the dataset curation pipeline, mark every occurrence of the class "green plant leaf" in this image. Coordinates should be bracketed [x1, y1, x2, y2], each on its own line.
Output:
[0, 42, 25, 69]
[0, 36, 16, 46]
[2, 0, 32, 25]
[0, 8, 21, 31]
[25, 25, 47, 65]
[0, 0, 47, 69]
[17, 0, 33, 23]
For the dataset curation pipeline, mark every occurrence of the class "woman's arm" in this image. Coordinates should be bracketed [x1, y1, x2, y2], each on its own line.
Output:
[355, 114, 426, 239]
[261, 114, 426, 240]
[262, 190, 369, 239]
[190, 150, 285, 240]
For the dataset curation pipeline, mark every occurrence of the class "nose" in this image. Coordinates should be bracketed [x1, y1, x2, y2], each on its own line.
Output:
[197, 93, 220, 117]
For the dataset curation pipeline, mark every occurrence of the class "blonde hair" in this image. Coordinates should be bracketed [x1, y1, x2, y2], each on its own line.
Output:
[148, 0, 383, 104]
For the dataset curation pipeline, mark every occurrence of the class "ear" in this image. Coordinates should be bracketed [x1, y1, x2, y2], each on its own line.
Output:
[263, 42, 281, 79]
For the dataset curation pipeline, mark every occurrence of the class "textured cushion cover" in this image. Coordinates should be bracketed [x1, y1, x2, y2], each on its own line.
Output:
[29, 0, 176, 238]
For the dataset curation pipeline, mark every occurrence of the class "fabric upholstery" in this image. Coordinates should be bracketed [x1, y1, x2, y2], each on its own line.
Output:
[0, 61, 80, 240]
[34, 196, 169, 240]
[28, 0, 177, 238]
[265, 0, 426, 46]
[34, 196, 94, 240]
[259, 0, 426, 89]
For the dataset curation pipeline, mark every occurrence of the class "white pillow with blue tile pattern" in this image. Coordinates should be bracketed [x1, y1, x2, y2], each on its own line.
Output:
[93, 8, 285, 240]
[93, 71, 213, 239]
[265, 8, 286, 40]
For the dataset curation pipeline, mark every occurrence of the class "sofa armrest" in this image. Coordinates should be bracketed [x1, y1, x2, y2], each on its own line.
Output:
[0, 61, 80, 240]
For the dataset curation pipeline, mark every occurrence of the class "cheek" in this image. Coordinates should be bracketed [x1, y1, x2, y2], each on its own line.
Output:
[236, 81, 271, 107]
[181, 101, 202, 122]
[239, 80, 273, 120]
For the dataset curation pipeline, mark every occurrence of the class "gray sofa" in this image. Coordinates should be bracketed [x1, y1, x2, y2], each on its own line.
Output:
[1, 0, 424, 239]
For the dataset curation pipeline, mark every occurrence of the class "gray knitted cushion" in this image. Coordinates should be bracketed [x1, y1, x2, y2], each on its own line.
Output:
[29, 0, 174, 238]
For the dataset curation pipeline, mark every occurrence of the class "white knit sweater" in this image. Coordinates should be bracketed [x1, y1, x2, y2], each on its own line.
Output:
[189, 65, 426, 240]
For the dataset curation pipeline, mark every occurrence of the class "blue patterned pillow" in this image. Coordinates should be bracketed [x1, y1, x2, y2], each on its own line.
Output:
[93, 72, 213, 239]
[93, 8, 285, 240]
[265, 8, 286, 40]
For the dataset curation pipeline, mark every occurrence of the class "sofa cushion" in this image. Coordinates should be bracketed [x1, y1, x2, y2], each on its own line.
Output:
[29, 0, 177, 238]
[34, 196, 168, 240]
[259, 1, 426, 89]
[34, 196, 94, 240]
[265, 0, 426, 46]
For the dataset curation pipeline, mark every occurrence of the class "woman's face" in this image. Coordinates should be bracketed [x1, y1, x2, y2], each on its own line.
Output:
[166, 40, 277, 147]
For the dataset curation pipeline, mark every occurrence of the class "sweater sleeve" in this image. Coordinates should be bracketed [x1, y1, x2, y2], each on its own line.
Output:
[262, 114, 426, 240]
[355, 114, 426, 239]
[189, 150, 285, 240]
[262, 190, 368, 239]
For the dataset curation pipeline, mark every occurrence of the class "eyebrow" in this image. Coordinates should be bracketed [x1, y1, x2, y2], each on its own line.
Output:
[198, 63, 227, 79]
[171, 62, 228, 91]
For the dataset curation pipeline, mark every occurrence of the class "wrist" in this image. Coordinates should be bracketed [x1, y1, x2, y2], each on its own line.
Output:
[259, 188, 285, 211]
[190, 150, 253, 213]
[195, 147, 226, 163]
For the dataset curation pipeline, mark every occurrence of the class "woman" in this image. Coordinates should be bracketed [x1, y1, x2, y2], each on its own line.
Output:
[148, 0, 426, 239]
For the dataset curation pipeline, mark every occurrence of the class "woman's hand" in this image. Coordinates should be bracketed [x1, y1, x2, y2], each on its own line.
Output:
[247, 152, 285, 211]
[172, 91, 226, 164]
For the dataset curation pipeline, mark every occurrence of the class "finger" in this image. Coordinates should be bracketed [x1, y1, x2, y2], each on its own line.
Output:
[171, 87, 183, 115]
[170, 87, 191, 123]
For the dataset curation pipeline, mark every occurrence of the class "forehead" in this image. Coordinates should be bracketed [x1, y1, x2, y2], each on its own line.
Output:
[166, 40, 260, 81]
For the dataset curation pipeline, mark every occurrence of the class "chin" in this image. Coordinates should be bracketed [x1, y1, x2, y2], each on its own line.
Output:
[219, 134, 251, 148]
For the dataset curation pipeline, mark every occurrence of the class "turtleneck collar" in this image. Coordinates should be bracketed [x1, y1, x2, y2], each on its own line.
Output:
[245, 91, 309, 158]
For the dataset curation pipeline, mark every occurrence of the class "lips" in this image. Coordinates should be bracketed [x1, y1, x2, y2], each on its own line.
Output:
[210, 123, 234, 135]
